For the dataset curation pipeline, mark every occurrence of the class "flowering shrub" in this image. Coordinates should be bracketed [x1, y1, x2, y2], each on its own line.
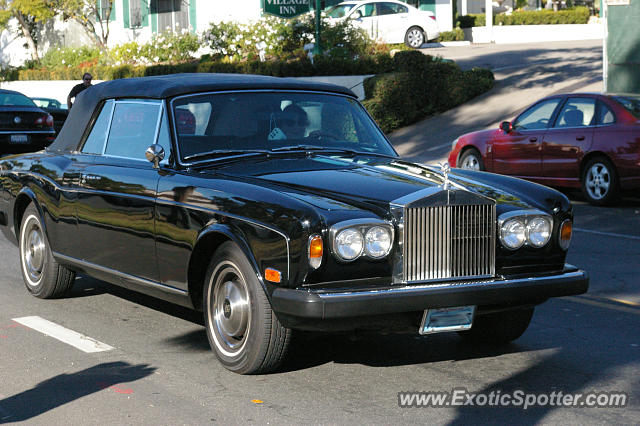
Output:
[41, 46, 102, 69]
[109, 31, 200, 65]
[203, 13, 373, 61]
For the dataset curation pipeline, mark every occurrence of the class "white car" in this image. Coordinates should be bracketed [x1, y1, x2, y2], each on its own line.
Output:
[326, 1, 440, 48]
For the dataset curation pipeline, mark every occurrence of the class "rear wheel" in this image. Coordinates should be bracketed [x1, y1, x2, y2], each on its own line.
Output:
[458, 307, 534, 344]
[203, 241, 291, 374]
[404, 26, 425, 49]
[458, 148, 484, 171]
[581, 156, 619, 206]
[19, 204, 75, 298]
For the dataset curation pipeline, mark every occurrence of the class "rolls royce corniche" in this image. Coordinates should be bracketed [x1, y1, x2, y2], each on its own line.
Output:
[0, 74, 588, 374]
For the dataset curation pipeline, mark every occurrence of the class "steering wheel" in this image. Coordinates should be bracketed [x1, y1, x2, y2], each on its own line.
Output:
[307, 130, 340, 141]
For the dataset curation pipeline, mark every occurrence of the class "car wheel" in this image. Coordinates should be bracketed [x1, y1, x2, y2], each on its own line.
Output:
[458, 148, 484, 171]
[19, 204, 75, 298]
[458, 307, 534, 344]
[203, 241, 291, 374]
[581, 156, 619, 206]
[404, 26, 425, 49]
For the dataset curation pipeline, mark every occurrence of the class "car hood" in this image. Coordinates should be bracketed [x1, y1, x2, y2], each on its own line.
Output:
[460, 128, 498, 141]
[212, 154, 565, 214]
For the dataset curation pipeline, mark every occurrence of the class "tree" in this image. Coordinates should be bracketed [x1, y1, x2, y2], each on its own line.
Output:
[0, 0, 54, 61]
[52, 0, 114, 50]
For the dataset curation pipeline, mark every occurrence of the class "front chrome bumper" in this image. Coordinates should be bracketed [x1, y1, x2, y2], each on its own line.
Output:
[271, 265, 588, 319]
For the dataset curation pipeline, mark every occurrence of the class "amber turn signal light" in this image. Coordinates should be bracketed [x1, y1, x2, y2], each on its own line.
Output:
[265, 268, 281, 283]
[308, 235, 323, 270]
[559, 219, 572, 250]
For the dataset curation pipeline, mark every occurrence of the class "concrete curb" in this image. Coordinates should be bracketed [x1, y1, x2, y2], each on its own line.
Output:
[423, 41, 472, 48]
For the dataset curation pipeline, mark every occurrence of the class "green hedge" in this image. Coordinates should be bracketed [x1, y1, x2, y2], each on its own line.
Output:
[457, 7, 590, 27]
[362, 51, 494, 133]
[435, 28, 466, 42]
[16, 54, 398, 81]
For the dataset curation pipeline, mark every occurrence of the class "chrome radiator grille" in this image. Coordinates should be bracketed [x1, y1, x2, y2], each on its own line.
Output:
[403, 204, 496, 282]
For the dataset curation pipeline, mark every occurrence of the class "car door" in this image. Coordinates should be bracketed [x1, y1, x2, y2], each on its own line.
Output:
[74, 99, 165, 282]
[491, 97, 562, 178]
[542, 96, 596, 182]
[376, 2, 410, 43]
[350, 3, 380, 41]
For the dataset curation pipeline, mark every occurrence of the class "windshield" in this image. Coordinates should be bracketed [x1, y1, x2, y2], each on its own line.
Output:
[326, 4, 356, 18]
[612, 96, 640, 119]
[0, 92, 37, 107]
[172, 91, 396, 163]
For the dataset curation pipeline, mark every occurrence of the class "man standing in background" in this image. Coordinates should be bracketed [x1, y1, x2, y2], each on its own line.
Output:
[67, 73, 92, 108]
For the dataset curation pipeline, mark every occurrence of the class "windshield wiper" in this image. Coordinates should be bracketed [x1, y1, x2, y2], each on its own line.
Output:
[269, 145, 396, 159]
[183, 149, 269, 162]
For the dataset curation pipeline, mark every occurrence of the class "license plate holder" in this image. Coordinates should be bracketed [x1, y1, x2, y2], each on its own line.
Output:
[419, 306, 476, 335]
[10, 134, 29, 144]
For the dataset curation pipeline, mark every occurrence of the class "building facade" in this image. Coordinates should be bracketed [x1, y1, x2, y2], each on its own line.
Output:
[1, 0, 453, 68]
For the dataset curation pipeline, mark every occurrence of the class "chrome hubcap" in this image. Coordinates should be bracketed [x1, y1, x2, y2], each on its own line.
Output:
[461, 155, 480, 171]
[21, 216, 45, 285]
[407, 30, 424, 48]
[586, 163, 610, 200]
[210, 264, 250, 355]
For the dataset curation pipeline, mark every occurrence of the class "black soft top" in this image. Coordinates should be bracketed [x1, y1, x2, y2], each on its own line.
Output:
[47, 73, 356, 153]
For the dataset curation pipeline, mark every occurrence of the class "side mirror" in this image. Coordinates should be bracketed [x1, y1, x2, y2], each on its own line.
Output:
[500, 121, 512, 133]
[351, 10, 362, 19]
[145, 144, 165, 169]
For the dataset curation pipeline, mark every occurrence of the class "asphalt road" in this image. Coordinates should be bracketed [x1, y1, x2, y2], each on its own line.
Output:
[1, 40, 639, 424]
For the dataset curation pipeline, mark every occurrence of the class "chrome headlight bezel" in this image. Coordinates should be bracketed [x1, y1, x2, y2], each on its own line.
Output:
[330, 219, 394, 262]
[498, 210, 553, 250]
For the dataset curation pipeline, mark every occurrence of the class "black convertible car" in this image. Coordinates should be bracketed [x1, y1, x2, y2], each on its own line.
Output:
[0, 89, 56, 156]
[0, 74, 588, 374]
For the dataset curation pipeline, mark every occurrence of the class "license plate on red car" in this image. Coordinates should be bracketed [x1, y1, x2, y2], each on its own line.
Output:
[10, 134, 29, 144]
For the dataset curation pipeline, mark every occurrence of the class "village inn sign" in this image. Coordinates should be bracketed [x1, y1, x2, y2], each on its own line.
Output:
[263, 0, 311, 18]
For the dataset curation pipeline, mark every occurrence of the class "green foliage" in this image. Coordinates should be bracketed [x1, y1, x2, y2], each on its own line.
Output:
[435, 28, 466, 42]
[362, 59, 494, 133]
[496, 7, 590, 25]
[40, 46, 101, 69]
[457, 14, 485, 28]
[109, 31, 200, 64]
[457, 7, 590, 27]
[203, 13, 373, 61]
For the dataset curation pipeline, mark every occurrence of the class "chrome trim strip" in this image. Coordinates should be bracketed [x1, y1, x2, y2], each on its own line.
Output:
[0, 130, 55, 135]
[316, 270, 586, 298]
[53, 252, 188, 296]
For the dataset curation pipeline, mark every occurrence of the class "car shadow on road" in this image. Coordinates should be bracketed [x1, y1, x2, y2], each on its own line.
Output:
[0, 361, 155, 423]
[67, 274, 204, 326]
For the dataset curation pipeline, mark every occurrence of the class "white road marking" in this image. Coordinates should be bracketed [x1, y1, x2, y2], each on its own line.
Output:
[574, 227, 640, 241]
[12, 316, 114, 353]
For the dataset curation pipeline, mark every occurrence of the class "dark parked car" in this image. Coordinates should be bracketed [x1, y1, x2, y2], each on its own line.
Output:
[31, 97, 69, 134]
[448, 93, 640, 205]
[0, 89, 56, 156]
[0, 74, 588, 374]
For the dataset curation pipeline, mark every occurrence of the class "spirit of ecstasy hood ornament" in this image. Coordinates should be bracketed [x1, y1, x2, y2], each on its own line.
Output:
[440, 162, 450, 190]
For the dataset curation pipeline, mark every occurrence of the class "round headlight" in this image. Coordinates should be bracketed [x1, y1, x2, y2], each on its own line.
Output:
[364, 226, 392, 258]
[500, 219, 525, 250]
[335, 228, 363, 261]
[527, 216, 552, 247]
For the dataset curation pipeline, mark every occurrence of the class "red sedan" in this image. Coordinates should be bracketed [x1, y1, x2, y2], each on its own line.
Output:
[448, 93, 640, 205]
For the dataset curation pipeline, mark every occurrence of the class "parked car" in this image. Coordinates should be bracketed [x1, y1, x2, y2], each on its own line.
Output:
[0, 74, 588, 374]
[326, 1, 440, 48]
[31, 97, 69, 134]
[0, 89, 56, 156]
[448, 93, 640, 205]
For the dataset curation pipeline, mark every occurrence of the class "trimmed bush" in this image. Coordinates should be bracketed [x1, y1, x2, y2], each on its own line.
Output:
[362, 59, 494, 133]
[457, 7, 590, 27]
[436, 28, 466, 42]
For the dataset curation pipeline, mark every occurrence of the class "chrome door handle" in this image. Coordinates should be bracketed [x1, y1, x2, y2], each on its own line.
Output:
[576, 135, 585, 141]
